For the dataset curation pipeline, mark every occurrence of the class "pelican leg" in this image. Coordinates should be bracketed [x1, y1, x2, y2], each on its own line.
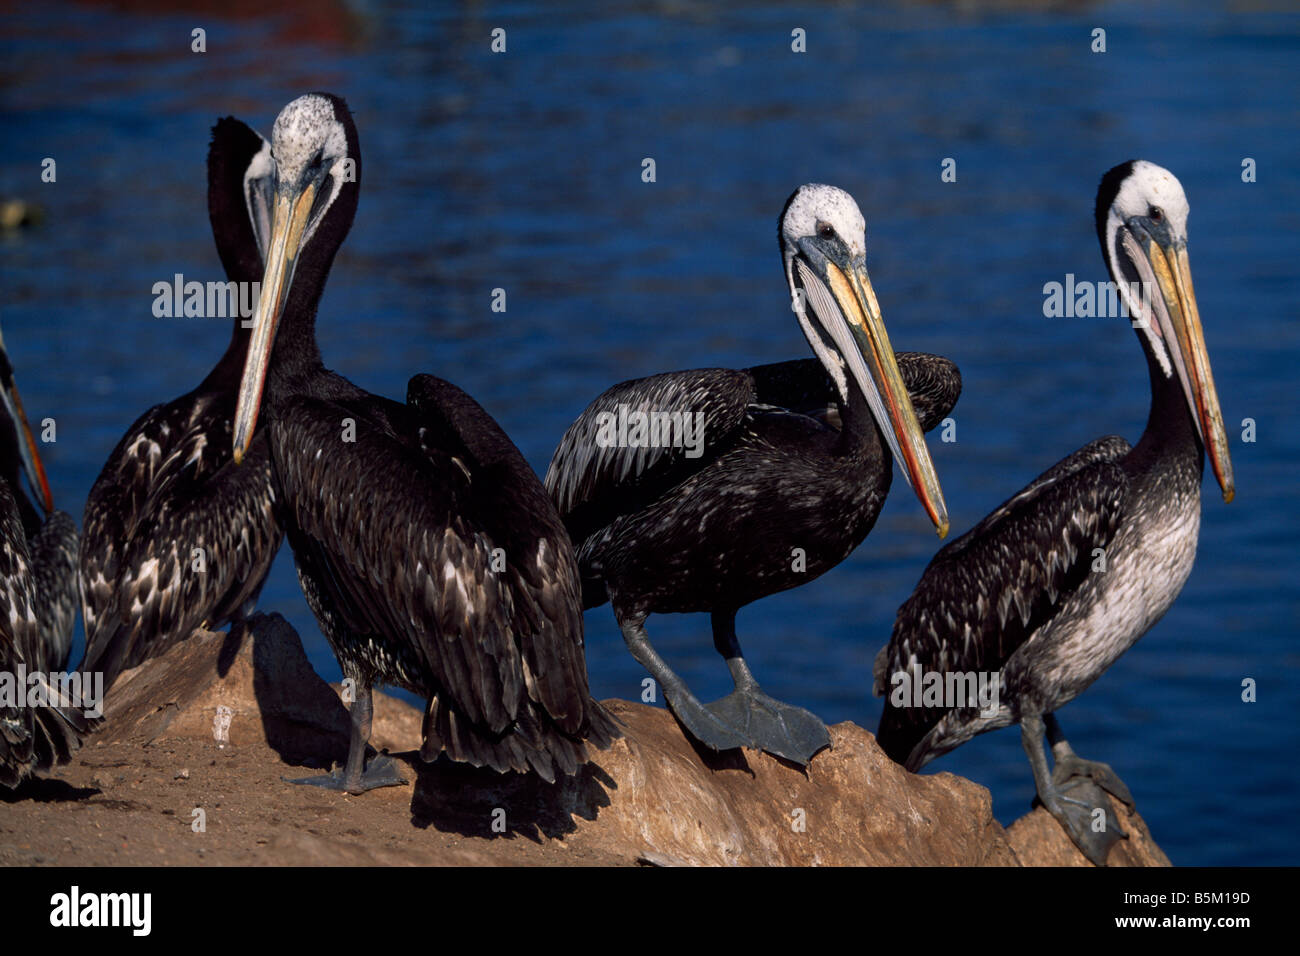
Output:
[1022, 714, 1126, 865]
[701, 610, 831, 765]
[615, 608, 751, 752]
[1045, 713, 1135, 808]
[285, 682, 408, 794]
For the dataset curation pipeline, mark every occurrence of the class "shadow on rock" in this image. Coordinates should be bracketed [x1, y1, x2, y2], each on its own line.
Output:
[410, 754, 616, 841]
[244, 615, 351, 766]
[1, 777, 100, 803]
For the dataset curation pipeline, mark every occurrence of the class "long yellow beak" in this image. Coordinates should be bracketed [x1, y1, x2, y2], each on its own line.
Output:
[825, 259, 949, 537]
[232, 181, 317, 464]
[1144, 237, 1234, 502]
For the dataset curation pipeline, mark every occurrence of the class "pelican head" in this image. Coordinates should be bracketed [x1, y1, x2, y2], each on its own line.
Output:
[233, 93, 360, 463]
[1096, 161, 1234, 502]
[780, 184, 948, 536]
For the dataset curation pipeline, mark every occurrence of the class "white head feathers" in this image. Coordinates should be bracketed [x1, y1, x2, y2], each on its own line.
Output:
[781, 184, 867, 260]
[1108, 160, 1189, 237]
[271, 94, 349, 183]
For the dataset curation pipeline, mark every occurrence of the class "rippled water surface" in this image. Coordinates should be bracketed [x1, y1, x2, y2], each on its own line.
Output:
[2, 0, 1297, 865]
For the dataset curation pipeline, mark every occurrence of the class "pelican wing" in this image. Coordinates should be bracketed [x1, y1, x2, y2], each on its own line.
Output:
[0, 482, 40, 785]
[80, 396, 281, 687]
[874, 435, 1131, 769]
[29, 510, 77, 673]
[275, 376, 603, 756]
[543, 367, 755, 542]
[1, 483, 88, 786]
[748, 352, 961, 433]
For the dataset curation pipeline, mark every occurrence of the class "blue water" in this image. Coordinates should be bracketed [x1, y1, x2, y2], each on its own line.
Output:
[2, 1, 1296, 865]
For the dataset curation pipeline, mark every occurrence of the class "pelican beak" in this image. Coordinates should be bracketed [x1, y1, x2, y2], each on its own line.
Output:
[1126, 225, 1234, 502]
[232, 179, 318, 464]
[0, 351, 54, 513]
[797, 252, 949, 537]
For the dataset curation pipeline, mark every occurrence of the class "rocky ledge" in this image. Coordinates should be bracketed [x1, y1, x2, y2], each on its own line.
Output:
[0, 614, 1169, 867]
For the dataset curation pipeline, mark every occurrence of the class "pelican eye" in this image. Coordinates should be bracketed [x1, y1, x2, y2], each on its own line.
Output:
[816, 222, 835, 240]
[1148, 205, 1164, 222]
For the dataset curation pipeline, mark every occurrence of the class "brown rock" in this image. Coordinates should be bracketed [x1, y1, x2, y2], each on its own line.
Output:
[1006, 801, 1171, 866]
[66, 614, 1169, 866]
[558, 701, 1019, 866]
[99, 613, 351, 764]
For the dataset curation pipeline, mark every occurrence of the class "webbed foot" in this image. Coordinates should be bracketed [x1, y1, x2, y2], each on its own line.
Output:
[704, 687, 830, 765]
[285, 753, 408, 794]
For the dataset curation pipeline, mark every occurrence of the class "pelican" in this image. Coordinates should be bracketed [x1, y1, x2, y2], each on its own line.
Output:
[0, 328, 86, 787]
[545, 184, 955, 765]
[79, 116, 282, 690]
[874, 161, 1234, 865]
[231, 93, 617, 792]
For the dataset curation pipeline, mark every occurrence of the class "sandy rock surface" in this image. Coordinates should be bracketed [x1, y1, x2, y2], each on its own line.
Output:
[0, 614, 1169, 867]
